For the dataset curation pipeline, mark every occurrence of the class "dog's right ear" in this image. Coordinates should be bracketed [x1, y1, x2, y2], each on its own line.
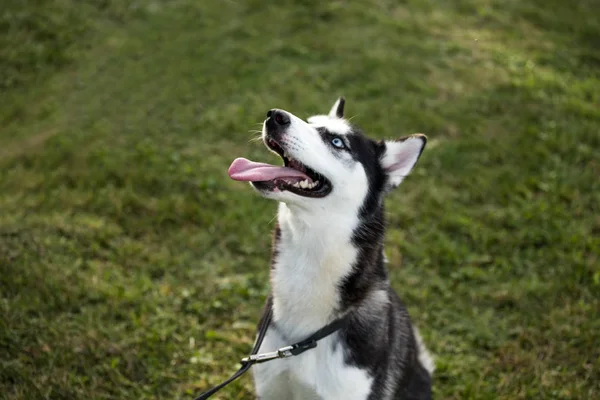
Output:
[379, 134, 427, 190]
[328, 97, 345, 118]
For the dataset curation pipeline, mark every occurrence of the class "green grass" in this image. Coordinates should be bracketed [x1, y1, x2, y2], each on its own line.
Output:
[1, 0, 599, 399]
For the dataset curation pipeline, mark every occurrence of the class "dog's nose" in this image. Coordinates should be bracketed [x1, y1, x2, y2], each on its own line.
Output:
[267, 109, 290, 126]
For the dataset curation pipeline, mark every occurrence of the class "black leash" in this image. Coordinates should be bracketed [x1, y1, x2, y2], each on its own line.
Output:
[194, 309, 348, 400]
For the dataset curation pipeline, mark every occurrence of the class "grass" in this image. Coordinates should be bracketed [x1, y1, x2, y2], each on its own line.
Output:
[1, 0, 598, 398]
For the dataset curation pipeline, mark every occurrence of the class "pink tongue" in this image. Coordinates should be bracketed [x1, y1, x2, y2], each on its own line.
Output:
[228, 158, 310, 182]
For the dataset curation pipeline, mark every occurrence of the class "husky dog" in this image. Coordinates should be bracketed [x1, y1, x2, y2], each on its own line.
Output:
[228, 98, 433, 399]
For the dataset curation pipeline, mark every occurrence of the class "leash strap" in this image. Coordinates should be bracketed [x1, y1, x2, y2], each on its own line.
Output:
[193, 308, 348, 400]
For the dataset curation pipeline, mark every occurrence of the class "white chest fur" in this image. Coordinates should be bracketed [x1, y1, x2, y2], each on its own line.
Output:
[253, 203, 374, 399]
[253, 328, 373, 400]
[271, 203, 359, 338]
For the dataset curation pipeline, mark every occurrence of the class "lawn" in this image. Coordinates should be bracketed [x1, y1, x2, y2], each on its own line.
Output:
[1, 0, 598, 399]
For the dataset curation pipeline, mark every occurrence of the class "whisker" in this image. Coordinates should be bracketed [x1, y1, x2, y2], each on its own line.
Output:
[246, 129, 263, 143]
[248, 136, 263, 143]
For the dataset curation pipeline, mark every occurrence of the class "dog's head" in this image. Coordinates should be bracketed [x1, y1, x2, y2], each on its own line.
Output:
[229, 98, 426, 216]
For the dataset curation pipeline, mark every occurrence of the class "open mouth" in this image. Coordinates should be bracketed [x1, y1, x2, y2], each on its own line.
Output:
[228, 138, 332, 198]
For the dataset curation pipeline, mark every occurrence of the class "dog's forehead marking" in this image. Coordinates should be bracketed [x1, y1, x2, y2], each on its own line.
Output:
[307, 115, 351, 136]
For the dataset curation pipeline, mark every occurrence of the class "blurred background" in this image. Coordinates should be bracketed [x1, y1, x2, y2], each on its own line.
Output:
[1, 0, 598, 399]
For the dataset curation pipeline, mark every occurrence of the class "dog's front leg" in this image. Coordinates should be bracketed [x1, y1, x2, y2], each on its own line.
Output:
[252, 328, 294, 399]
[253, 364, 292, 400]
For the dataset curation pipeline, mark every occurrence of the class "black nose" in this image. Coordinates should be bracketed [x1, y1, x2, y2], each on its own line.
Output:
[267, 109, 290, 126]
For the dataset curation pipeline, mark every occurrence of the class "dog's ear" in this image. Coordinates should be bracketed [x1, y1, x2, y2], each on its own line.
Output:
[380, 134, 427, 189]
[328, 97, 345, 118]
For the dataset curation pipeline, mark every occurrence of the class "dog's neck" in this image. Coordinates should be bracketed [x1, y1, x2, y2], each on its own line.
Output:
[269, 202, 386, 339]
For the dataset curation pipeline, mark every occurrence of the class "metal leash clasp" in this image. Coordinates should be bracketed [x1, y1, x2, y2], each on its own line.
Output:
[241, 345, 295, 364]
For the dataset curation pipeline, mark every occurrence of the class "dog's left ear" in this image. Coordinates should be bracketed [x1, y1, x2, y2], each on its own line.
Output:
[328, 97, 345, 118]
[380, 134, 427, 189]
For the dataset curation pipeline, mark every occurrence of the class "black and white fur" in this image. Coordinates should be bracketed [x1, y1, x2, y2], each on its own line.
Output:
[247, 99, 433, 399]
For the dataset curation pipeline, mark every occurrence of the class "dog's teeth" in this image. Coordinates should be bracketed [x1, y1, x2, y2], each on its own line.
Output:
[290, 179, 318, 190]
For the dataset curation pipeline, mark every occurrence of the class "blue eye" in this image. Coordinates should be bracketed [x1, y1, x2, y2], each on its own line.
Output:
[331, 137, 345, 149]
